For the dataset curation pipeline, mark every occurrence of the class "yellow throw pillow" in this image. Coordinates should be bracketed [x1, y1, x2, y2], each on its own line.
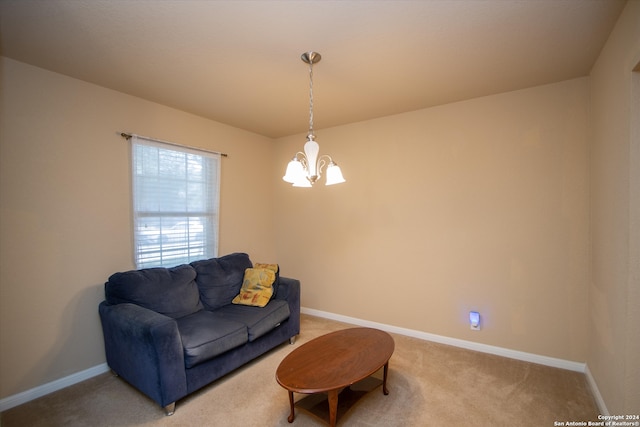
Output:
[232, 267, 276, 307]
[253, 263, 278, 274]
[253, 263, 280, 295]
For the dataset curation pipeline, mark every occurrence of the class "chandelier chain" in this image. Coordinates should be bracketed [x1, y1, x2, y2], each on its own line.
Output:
[308, 61, 314, 136]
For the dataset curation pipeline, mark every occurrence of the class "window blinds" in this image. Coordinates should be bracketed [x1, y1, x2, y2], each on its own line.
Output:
[131, 135, 220, 268]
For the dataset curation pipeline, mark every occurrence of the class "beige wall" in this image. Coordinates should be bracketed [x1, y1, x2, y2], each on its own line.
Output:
[275, 77, 590, 362]
[0, 57, 275, 398]
[588, 1, 640, 414]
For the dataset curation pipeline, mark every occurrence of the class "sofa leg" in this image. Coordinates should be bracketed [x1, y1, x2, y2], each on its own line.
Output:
[110, 369, 119, 377]
[164, 402, 176, 416]
[289, 336, 296, 345]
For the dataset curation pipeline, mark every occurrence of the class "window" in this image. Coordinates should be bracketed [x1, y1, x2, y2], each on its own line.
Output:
[131, 135, 220, 268]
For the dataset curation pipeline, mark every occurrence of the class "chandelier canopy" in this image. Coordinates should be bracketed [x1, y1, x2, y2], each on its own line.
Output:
[283, 52, 345, 187]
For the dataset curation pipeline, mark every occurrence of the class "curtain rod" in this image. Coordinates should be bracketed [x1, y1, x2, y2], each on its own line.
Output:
[119, 132, 228, 157]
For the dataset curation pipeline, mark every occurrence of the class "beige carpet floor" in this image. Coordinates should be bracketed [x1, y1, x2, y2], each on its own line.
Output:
[1, 314, 599, 426]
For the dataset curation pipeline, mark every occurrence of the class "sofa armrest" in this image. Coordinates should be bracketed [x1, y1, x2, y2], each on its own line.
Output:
[274, 276, 300, 336]
[98, 301, 187, 408]
[275, 276, 299, 301]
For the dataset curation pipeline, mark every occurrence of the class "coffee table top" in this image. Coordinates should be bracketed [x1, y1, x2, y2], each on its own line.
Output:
[276, 327, 394, 394]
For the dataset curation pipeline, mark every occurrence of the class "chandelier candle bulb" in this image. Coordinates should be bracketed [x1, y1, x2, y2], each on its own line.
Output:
[282, 51, 345, 187]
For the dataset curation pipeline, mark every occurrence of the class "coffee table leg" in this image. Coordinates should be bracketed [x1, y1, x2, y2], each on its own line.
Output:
[287, 391, 295, 423]
[382, 361, 390, 395]
[328, 389, 339, 427]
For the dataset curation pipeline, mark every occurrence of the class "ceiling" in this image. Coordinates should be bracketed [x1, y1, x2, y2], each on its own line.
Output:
[0, 0, 627, 139]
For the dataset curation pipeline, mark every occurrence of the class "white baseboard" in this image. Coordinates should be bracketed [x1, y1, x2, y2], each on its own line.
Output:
[301, 307, 586, 372]
[584, 364, 609, 415]
[0, 363, 110, 412]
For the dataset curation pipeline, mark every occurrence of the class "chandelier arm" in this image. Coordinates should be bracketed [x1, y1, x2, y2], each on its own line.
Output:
[316, 155, 332, 178]
[318, 154, 334, 163]
[294, 152, 309, 170]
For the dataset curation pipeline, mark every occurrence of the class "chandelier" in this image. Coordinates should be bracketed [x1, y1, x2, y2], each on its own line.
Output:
[283, 51, 345, 187]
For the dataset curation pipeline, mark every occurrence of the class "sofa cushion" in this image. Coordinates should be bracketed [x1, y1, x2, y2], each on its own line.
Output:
[175, 310, 248, 369]
[105, 264, 202, 319]
[212, 299, 290, 342]
[231, 267, 276, 307]
[190, 253, 253, 310]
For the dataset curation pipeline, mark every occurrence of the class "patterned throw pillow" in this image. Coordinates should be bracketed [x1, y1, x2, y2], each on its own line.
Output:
[253, 263, 279, 295]
[231, 267, 276, 307]
[253, 263, 278, 275]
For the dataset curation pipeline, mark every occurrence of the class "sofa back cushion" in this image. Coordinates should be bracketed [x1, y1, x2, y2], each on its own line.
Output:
[105, 264, 203, 318]
[190, 252, 253, 310]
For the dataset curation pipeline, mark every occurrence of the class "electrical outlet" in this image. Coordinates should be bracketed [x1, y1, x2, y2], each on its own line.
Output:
[469, 311, 480, 330]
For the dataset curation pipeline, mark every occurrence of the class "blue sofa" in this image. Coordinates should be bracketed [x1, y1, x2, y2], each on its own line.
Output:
[98, 252, 300, 415]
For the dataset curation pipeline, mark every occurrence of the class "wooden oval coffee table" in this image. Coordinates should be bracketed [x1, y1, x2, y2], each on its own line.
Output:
[276, 327, 394, 426]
